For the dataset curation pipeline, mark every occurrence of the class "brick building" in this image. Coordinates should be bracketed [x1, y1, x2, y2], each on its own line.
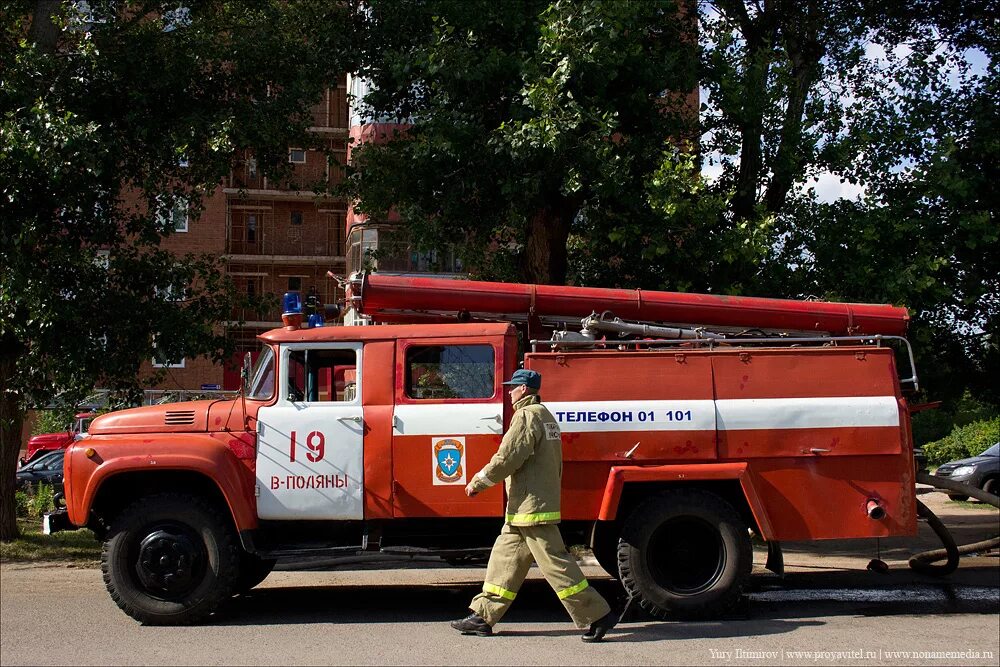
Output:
[143, 77, 351, 394]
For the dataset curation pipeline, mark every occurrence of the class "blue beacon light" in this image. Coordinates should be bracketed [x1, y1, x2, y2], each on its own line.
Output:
[282, 291, 302, 315]
[281, 292, 304, 329]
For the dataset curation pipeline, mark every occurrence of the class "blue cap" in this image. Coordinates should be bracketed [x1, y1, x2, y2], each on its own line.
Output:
[502, 369, 541, 389]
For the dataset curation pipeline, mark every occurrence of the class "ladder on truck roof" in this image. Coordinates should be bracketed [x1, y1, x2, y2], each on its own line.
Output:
[341, 271, 918, 390]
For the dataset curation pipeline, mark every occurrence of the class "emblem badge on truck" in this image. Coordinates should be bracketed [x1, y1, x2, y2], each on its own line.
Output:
[433, 437, 466, 485]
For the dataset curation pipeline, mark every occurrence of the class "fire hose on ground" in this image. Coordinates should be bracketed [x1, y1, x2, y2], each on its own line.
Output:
[908, 471, 1000, 576]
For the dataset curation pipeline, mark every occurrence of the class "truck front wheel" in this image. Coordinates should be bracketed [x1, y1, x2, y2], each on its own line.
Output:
[617, 489, 751, 620]
[102, 493, 238, 625]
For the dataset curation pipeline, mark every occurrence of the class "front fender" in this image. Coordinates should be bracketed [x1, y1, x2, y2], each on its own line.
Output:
[597, 462, 774, 539]
[66, 433, 257, 532]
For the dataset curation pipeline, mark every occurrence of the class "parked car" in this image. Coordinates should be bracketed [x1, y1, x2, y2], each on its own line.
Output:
[933, 442, 1000, 500]
[20, 412, 94, 466]
[15, 449, 65, 493]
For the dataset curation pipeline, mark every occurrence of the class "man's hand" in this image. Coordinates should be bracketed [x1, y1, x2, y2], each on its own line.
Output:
[465, 483, 479, 497]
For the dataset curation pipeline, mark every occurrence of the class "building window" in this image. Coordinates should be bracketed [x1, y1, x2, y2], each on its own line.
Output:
[246, 280, 256, 297]
[405, 345, 495, 400]
[156, 199, 188, 232]
[173, 208, 189, 232]
[287, 277, 302, 291]
[152, 344, 186, 368]
[289, 148, 307, 164]
[152, 357, 186, 369]
[246, 214, 257, 243]
[247, 158, 257, 178]
[290, 211, 303, 226]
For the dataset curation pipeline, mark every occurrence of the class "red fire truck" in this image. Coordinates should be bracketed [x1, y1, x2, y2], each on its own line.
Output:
[56, 272, 922, 625]
[21, 412, 95, 466]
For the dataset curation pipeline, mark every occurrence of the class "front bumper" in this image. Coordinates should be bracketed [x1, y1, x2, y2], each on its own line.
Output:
[42, 509, 74, 535]
[934, 472, 978, 486]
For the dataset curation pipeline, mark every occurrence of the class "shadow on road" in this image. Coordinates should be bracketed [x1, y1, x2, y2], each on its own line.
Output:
[214, 567, 998, 633]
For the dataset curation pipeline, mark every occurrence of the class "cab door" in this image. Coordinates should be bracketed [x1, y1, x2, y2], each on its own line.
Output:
[255, 343, 364, 520]
[390, 338, 506, 517]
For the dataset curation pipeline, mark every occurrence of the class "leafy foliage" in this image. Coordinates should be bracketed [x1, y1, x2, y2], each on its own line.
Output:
[754, 8, 998, 410]
[923, 417, 1000, 467]
[14, 490, 30, 519]
[30, 407, 77, 437]
[13, 483, 56, 520]
[350, 0, 700, 285]
[0, 0, 358, 540]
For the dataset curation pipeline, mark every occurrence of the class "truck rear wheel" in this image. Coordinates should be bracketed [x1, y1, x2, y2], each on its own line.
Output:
[617, 489, 751, 620]
[102, 493, 238, 625]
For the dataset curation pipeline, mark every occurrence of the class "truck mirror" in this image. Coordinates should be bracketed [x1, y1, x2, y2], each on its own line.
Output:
[242, 352, 253, 392]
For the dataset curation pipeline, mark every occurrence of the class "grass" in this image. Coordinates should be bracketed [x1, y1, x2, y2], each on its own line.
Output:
[947, 498, 1000, 511]
[0, 518, 101, 565]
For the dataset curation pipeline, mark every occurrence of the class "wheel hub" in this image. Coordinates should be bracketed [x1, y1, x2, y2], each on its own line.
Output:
[651, 517, 725, 596]
[135, 528, 203, 597]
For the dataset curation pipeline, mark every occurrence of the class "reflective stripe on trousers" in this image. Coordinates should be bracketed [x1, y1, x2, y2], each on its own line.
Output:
[483, 582, 516, 600]
[506, 511, 561, 524]
[556, 578, 590, 600]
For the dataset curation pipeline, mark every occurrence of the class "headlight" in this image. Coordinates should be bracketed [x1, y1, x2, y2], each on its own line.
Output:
[950, 466, 976, 477]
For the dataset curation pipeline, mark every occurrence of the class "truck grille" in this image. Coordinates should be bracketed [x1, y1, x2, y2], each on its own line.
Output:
[164, 410, 196, 426]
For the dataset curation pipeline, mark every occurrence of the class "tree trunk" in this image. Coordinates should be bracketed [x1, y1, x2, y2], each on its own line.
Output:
[763, 12, 823, 214]
[523, 206, 572, 285]
[0, 351, 24, 541]
[726, 4, 776, 222]
[31, 0, 61, 53]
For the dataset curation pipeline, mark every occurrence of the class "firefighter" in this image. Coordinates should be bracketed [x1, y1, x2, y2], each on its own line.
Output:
[450, 369, 617, 642]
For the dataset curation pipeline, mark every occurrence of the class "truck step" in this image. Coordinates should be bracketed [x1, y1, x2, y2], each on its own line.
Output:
[379, 546, 492, 559]
[256, 545, 363, 559]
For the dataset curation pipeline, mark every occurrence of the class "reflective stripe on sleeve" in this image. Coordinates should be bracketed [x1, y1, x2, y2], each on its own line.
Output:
[474, 471, 496, 488]
[505, 511, 561, 524]
[557, 579, 590, 600]
[483, 582, 517, 600]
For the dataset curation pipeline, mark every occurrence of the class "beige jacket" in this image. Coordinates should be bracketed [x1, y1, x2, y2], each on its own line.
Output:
[470, 394, 563, 526]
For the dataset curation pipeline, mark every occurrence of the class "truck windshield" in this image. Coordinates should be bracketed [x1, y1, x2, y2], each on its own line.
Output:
[248, 346, 275, 400]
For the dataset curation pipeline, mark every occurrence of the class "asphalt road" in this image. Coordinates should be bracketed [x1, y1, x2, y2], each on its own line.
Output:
[1, 493, 998, 666]
[2, 561, 998, 665]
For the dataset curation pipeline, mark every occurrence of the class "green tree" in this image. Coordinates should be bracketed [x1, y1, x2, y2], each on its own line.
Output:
[754, 8, 997, 411]
[0, 0, 358, 540]
[351, 0, 996, 413]
[349, 0, 699, 285]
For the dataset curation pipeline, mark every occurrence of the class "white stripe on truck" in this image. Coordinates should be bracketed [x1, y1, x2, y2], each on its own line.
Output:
[391, 397, 899, 435]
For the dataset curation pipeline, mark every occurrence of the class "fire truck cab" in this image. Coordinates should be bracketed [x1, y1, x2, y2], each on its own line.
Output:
[59, 273, 919, 625]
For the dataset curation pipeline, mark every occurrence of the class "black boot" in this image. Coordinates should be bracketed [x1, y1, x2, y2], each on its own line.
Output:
[581, 611, 617, 643]
[450, 613, 493, 636]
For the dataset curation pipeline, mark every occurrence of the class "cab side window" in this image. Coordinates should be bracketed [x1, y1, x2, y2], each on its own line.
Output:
[405, 345, 494, 400]
[287, 349, 358, 402]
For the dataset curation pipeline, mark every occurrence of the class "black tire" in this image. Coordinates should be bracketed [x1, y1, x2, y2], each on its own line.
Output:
[982, 477, 998, 496]
[947, 494, 969, 502]
[233, 552, 277, 594]
[618, 489, 752, 620]
[102, 493, 239, 625]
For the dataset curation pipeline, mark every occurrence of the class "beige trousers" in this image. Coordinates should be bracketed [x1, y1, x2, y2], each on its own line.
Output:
[469, 523, 611, 629]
